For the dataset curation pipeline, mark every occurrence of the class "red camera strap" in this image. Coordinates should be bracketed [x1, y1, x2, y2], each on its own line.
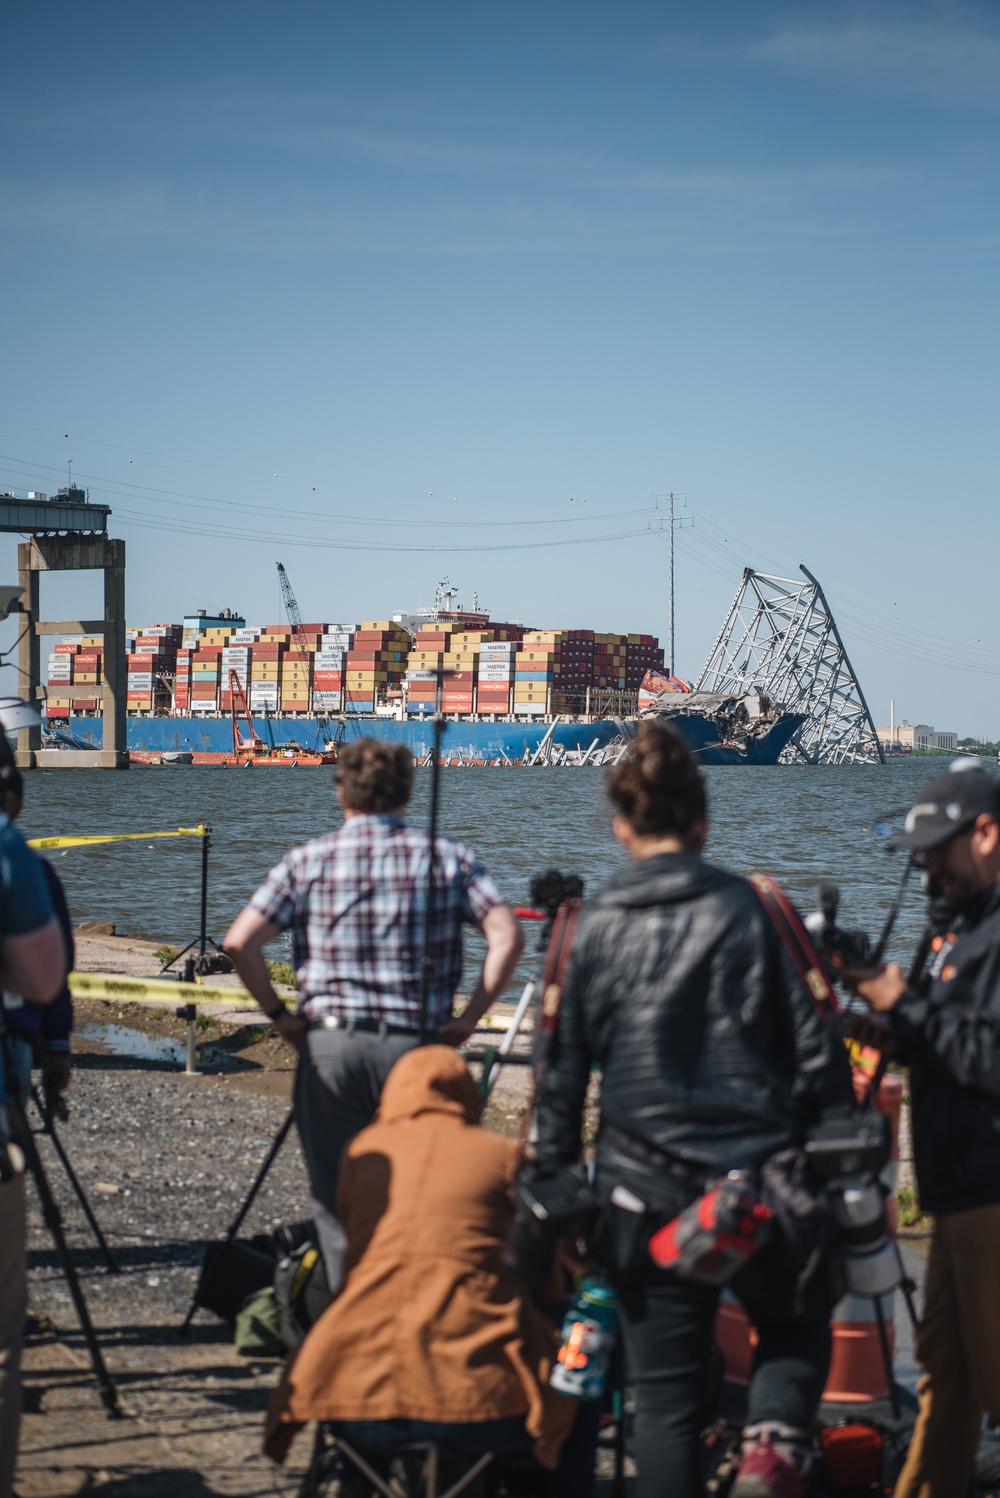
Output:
[749, 872, 840, 1022]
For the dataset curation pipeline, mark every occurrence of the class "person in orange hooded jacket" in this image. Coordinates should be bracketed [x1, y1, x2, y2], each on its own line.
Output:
[265, 1046, 578, 1489]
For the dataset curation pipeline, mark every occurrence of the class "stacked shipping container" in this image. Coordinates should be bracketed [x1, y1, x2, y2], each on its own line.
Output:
[346, 621, 410, 713]
[77, 613, 663, 722]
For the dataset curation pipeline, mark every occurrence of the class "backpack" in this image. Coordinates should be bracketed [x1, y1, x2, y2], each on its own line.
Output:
[273, 1239, 332, 1350]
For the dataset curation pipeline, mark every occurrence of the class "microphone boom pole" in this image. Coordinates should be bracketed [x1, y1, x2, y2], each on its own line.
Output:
[418, 711, 445, 1046]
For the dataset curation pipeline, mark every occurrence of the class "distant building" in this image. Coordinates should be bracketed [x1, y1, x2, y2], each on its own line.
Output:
[875, 722, 958, 753]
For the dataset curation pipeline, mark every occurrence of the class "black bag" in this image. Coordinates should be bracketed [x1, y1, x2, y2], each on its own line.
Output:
[273, 1239, 332, 1350]
[192, 1239, 276, 1324]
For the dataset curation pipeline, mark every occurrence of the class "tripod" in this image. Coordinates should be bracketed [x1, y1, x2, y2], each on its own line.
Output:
[28, 1081, 120, 1274]
[180, 1106, 295, 1334]
[3, 1049, 121, 1416]
[160, 827, 230, 977]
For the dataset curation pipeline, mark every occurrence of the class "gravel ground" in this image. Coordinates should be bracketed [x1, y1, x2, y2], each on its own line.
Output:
[13, 984, 627, 1496]
[15, 1033, 316, 1497]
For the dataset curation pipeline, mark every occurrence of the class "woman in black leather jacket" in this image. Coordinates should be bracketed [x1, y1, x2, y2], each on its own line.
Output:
[531, 722, 853, 1498]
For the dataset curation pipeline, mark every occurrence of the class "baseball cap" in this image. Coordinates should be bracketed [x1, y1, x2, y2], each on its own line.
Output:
[889, 763, 1000, 852]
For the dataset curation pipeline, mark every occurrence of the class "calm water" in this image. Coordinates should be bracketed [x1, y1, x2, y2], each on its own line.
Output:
[16, 759, 950, 976]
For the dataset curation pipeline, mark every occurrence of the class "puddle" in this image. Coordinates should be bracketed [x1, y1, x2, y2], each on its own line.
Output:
[76, 1022, 187, 1066]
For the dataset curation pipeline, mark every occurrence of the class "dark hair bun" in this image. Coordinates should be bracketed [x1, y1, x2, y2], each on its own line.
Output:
[607, 721, 706, 839]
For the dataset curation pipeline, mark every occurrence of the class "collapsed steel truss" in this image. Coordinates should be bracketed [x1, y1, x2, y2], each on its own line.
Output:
[696, 565, 885, 765]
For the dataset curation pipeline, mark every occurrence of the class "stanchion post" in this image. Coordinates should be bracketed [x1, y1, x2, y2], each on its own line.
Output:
[199, 827, 210, 963]
[176, 955, 198, 1075]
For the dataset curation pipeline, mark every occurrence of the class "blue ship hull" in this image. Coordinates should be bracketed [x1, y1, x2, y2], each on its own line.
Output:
[56, 712, 804, 766]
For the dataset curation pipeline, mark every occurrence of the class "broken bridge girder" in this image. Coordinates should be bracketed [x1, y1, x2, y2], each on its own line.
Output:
[695, 564, 885, 766]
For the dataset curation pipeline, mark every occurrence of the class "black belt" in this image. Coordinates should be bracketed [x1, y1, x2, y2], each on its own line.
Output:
[306, 1014, 422, 1038]
[602, 1123, 710, 1194]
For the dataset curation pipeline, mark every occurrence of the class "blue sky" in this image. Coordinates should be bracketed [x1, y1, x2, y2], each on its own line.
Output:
[1, 1, 998, 733]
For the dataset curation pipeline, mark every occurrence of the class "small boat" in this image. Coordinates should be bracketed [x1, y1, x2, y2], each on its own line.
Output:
[160, 750, 194, 766]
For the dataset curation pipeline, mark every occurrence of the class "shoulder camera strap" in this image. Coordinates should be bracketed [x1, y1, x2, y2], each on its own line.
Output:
[520, 898, 583, 1151]
[749, 872, 840, 1023]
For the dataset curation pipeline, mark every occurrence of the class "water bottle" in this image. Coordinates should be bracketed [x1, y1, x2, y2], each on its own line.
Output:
[549, 1277, 617, 1400]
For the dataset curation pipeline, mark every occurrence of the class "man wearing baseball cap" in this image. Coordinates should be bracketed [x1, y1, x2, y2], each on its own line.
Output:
[856, 762, 1000, 1497]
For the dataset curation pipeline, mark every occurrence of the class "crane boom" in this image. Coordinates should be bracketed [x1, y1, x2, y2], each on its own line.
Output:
[275, 560, 346, 753]
[276, 562, 303, 629]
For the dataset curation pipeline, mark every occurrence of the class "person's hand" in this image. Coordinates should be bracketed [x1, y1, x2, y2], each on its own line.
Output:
[41, 1053, 71, 1094]
[272, 1010, 307, 1053]
[844, 1009, 894, 1052]
[437, 1013, 477, 1047]
[852, 963, 908, 1014]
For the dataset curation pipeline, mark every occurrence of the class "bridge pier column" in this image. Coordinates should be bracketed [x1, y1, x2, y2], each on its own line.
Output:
[15, 535, 128, 770]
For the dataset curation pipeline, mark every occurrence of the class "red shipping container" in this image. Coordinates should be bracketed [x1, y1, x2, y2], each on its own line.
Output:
[54, 644, 81, 654]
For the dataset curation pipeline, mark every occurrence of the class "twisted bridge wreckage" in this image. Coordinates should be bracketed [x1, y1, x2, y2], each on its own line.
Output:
[638, 564, 885, 766]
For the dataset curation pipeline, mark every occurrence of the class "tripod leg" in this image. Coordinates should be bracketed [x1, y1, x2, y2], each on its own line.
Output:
[30, 1088, 120, 1274]
[8, 1096, 121, 1417]
[179, 1106, 295, 1334]
[872, 1293, 901, 1422]
[481, 973, 539, 1102]
[892, 1240, 920, 1334]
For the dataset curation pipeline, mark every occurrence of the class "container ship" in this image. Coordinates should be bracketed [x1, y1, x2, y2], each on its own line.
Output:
[42, 604, 804, 767]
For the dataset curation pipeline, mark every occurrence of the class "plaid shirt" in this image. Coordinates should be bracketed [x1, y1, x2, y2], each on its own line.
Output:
[249, 813, 507, 1027]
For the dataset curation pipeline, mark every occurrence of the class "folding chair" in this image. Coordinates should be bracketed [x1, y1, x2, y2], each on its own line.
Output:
[302, 1423, 495, 1498]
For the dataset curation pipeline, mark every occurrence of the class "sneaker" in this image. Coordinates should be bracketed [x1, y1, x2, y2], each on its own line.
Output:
[730, 1422, 810, 1498]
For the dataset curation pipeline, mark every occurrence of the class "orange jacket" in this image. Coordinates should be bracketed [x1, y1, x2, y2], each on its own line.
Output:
[265, 1046, 576, 1468]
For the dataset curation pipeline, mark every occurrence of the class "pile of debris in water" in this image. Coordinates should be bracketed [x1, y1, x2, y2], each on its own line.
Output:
[642, 690, 790, 750]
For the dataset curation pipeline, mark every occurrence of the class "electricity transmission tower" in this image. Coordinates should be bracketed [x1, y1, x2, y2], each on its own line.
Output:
[696, 564, 885, 765]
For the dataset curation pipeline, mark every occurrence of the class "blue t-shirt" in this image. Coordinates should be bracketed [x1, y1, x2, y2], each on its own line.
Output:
[0, 813, 53, 936]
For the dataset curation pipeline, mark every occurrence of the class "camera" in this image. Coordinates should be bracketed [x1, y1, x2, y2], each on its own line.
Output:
[503, 1165, 599, 1287]
[529, 870, 584, 922]
[804, 883, 872, 978]
[805, 1109, 899, 1297]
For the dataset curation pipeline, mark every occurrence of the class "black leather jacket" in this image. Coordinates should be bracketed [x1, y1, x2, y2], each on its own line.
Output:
[532, 853, 854, 1204]
[892, 882, 1000, 1215]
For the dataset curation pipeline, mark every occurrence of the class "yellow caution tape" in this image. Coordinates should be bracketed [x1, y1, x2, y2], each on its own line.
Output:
[68, 971, 252, 1006]
[28, 824, 208, 851]
[68, 972, 535, 1029]
[477, 1010, 534, 1033]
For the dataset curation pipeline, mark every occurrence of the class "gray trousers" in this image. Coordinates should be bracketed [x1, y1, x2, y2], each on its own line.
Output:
[294, 1028, 420, 1288]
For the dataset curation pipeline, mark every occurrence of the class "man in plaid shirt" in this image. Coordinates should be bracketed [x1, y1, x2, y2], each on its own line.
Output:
[225, 738, 523, 1284]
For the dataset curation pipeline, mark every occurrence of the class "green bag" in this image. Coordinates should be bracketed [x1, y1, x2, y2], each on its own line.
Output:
[234, 1286, 285, 1358]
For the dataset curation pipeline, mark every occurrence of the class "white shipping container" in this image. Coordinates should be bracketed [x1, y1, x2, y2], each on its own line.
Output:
[478, 667, 515, 680]
[313, 692, 343, 709]
[406, 671, 439, 682]
[62, 636, 85, 645]
[480, 642, 515, 653]
[127, 675, 154, 686]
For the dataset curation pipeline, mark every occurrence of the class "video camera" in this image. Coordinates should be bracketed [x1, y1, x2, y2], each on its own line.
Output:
[805, 1108, 898, 1296]
[529, 870, 584, 923]
[804, 883, 872, 978]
